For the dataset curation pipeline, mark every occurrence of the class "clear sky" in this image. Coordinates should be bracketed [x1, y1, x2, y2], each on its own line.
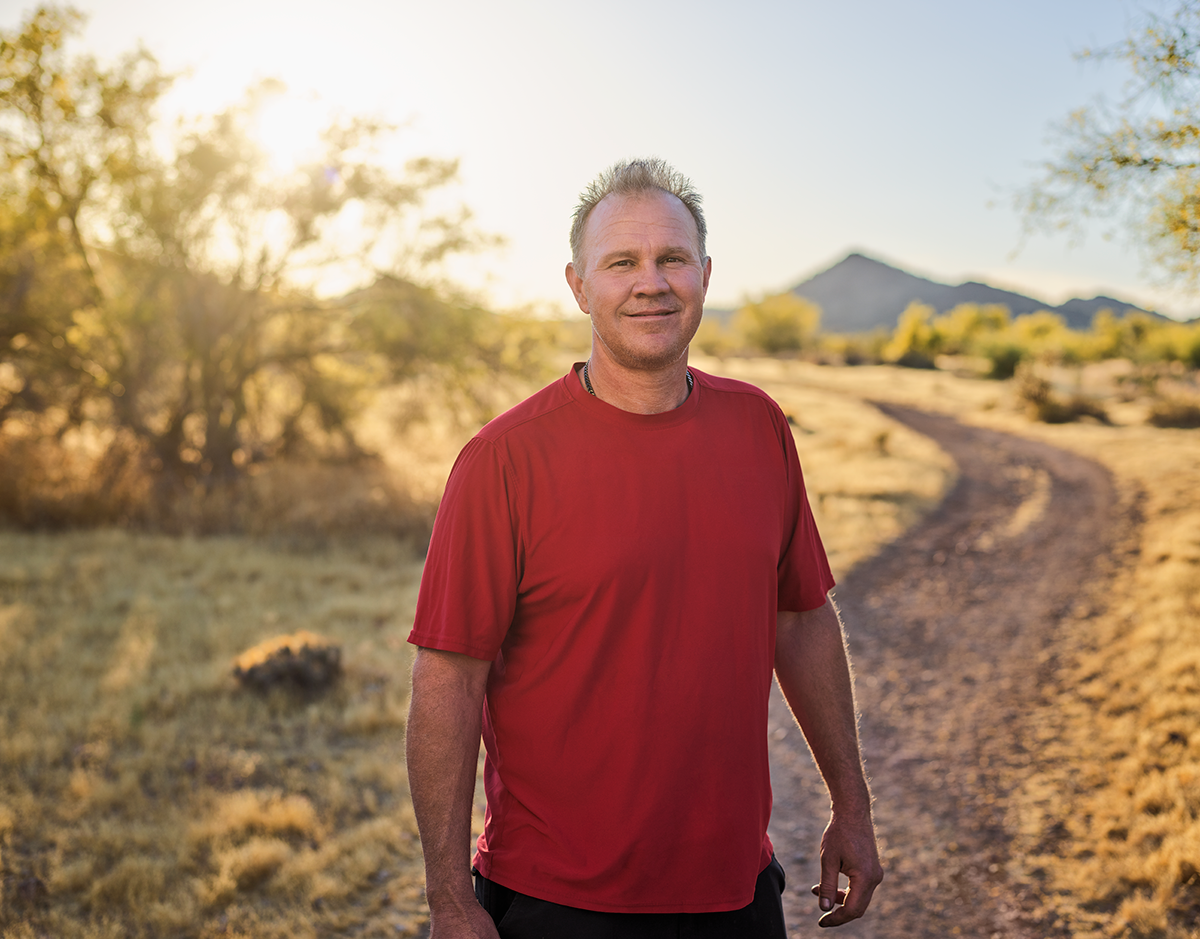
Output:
[3, 0, 1194, 319]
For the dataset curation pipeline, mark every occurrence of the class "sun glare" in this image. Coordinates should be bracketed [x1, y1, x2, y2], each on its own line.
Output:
[250, 90, 326, 174]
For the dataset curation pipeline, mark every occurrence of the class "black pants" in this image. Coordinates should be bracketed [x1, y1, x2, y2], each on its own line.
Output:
[473, 856, 788, 939]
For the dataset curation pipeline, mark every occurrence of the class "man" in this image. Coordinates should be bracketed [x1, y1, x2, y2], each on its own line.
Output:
[406, 158, 882, 939]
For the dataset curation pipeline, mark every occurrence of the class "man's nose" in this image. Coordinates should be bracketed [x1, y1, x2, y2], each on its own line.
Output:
[632, 262, 670, 295]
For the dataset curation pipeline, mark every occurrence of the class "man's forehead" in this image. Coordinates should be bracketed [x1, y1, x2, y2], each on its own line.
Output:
[584, 190, 699, 247]
[593, 188, 687, 218]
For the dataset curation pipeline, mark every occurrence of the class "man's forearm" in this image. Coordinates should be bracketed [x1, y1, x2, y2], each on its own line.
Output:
[774, 601, 871, 812]
[776, 599, 883, 925]
[406, 648, 493, 916]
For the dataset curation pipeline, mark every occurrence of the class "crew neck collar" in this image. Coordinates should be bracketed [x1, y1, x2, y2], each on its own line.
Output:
[564, 363, 701, 428]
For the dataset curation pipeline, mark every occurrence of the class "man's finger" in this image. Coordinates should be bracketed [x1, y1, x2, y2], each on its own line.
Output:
[816, 854, 841, 912]
[817, 875, 881, 927]
[810, 885, 846, 905]
[844, 875, 879, 919]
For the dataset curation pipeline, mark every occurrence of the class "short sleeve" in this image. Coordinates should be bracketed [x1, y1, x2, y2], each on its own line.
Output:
[408, 437, 521, 659]
[775, 416, 836, 612]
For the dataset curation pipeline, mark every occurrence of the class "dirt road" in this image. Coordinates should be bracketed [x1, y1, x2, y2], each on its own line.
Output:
[768, 404, 1132, 938]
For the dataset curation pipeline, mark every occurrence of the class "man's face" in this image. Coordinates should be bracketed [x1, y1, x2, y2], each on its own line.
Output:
[565, 190, 711, 373]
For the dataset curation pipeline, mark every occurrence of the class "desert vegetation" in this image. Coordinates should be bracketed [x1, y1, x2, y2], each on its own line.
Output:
[4, 356, 1197, 938]
[0, 367, 961, 937]
[713, 292, 1200, 424]
[1006, 420, 1200, 939]
[3, 6, 1199, 937]
[0, 531, 429, 937]
[0, 5, 563, 535]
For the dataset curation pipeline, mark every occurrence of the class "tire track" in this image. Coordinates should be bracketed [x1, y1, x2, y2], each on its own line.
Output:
[768, 404, 1132, 938]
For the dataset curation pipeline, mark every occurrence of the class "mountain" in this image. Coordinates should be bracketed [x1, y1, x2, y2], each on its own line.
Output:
[788, 253, 1162, 332]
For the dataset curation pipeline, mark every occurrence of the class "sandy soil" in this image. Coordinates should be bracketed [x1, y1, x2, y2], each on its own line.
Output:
[767, 404, 1137, 938]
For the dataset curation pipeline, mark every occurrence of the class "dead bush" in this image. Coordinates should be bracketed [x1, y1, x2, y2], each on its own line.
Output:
[0, 426, 434, 540]
[0, 428, 151, 528]
[233, 632, 342, 693]
[1016, 369, 1111, 425]
[1147, 397, 1200, 428]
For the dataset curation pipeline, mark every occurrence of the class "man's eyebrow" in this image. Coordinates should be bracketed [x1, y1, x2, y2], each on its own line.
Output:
[595, 245, 697, 265]
[595, 248, 636, 265]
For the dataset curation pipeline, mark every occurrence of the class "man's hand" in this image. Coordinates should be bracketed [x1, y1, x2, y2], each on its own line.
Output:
[429, 899, 501, 939]
[809, 809, 884, 927]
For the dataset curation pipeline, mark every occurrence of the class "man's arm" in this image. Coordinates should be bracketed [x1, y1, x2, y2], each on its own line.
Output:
[775, 599, 884, 927]
[406, 647, 499, 939]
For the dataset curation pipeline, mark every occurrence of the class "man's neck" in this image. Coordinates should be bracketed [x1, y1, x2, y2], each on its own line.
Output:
[577, 353, 692, 415]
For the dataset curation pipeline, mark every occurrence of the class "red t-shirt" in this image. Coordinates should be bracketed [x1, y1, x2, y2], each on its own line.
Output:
[409, 366, 834, 914]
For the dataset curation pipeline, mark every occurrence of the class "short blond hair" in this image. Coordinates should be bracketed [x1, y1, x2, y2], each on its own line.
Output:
[569, 158, 707, 269]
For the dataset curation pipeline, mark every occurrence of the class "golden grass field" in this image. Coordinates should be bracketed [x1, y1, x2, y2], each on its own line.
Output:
[1, 357, 1197, 937]
[0, 532, 429, 938]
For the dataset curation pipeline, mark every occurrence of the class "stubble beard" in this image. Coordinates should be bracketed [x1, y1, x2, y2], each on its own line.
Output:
[591, 313, 702, 374]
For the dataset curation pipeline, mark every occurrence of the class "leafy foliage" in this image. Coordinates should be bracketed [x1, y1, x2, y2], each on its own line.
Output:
[1022, 0, 1200, 285]
[860, 300, 1200, 376]
[882, 301, 941, 368]
[0, 5, 506, 515]
[732, 292, 821, 354]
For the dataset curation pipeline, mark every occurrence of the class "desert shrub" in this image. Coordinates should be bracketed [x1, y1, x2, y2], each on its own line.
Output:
[0, 421, 435, 538]
[694, 317, 735, 357]
[734, 293, 821, 354]
[931, 303, 1010, 354]
[819, 331, 888, 366]
[859, 297, 1200, 377]
[1012, 310, 1072, 358]
[1147, 321, 1200, 368]
[1062, 394, 1112, 424]
[883, 301, 940, 368]
[980, 340, 1026, 379]
[1147, 396, 1200, 428]
[1015, 368, 1110, 424]
[0, 425, 151, 528]
[1078, 310, 1200, 366]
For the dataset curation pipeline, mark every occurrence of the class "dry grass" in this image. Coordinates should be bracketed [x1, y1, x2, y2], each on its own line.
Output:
[0, 423, 435, 540]
[990, 422, 1200, 939]
[0, 359, 957, 936]
[6, 355, 1193, 937]
[0, 531, 430, 937]
[741, 358, 1200, 939]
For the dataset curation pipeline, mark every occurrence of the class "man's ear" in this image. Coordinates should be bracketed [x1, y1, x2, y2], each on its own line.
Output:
[565, 262, 590, 315]
[702, 256, 712, 297]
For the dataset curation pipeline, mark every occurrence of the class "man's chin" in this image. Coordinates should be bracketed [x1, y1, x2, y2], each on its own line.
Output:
[602, 350, 691, 373]
[595, 331, 700, 373]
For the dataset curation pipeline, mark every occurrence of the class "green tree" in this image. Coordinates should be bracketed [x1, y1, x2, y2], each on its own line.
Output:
[1, 6, 497, 487]
[693, 316, 735, 357]
[734, 292, 821, 354]
[1012, 310, 1070, 348]
[1022, 0, 1200, 286]
[882, 301, 940, 368]
[931, 303, 1010, 354]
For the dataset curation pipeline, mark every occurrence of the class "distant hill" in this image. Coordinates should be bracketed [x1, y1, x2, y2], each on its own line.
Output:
[785, 253, 1164, 333]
